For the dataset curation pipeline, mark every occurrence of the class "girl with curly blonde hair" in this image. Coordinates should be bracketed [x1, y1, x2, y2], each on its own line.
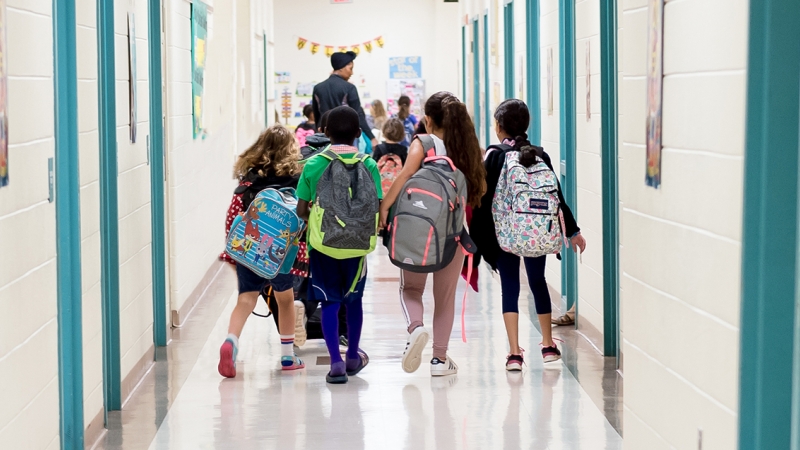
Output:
[219, 124, 307, 378]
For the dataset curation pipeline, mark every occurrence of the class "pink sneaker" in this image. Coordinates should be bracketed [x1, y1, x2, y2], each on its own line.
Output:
[218, 339, 237, 378]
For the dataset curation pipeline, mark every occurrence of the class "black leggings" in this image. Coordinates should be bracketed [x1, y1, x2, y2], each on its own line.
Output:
[496, 251, 553, 315]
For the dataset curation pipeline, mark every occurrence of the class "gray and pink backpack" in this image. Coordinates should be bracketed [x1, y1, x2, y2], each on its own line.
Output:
[386, 135, 475, 273]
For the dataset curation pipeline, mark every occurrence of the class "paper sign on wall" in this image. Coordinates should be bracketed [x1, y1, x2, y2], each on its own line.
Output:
[389, 57, 422, 80]
[191, 1, 207, 139]
[645, 0, 664, 188]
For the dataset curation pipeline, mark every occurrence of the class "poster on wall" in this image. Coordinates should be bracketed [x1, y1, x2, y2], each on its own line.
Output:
[275, 71, 291, 84]
[296, 82, 314, 97]
[547, 48, 554, 116]
[127, 12, 137, 143]
[387, 79, 425, 118]
[518, 55, 524, 100]
[0, 0, 7, 189]
[191, 1, 207, 139]
[389, 57, 422, 80]
[645, 0, 664, 188]
[586, 41, 591, 120]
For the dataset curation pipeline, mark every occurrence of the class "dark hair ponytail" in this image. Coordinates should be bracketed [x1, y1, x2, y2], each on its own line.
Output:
[494, 99, 543, 167]
[424, 91, 487, 207]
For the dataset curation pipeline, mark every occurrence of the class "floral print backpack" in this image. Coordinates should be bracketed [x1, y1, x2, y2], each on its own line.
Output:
[491, 150, 567, 258]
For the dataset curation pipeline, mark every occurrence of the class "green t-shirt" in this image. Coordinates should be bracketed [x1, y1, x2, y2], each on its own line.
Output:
[296, 150, 384, 202]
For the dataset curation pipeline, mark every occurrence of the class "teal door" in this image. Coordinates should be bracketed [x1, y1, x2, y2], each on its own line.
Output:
[483, 13, 491, 146]
[738, 0, 800, 448]
[473, 19, 481, 139]
[503, 1, 514, 99]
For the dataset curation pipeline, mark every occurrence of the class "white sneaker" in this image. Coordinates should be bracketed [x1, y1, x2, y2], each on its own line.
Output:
[402, 326, 430, 373]
[294, 301, 307, 347]
[430, 357, 458, 376]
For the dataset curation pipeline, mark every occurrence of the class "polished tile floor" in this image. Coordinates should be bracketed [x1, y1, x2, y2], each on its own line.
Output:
[116, 251, 622, 450]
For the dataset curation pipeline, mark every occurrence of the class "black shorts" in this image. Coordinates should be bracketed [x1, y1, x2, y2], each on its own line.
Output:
[236, 264, 295, 293]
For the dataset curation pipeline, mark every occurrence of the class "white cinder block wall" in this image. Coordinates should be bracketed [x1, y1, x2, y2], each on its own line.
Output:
[574, 0, 604, 336]
[273, 0, 459, 130]
[0, 1, 60, 448]
[75, 0, 103, 433]
[620, 0, 746, 448]
[165, 0, 274, 319]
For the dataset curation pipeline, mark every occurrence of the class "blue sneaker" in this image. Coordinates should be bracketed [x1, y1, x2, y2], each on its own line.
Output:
[281, 354, 305, 371]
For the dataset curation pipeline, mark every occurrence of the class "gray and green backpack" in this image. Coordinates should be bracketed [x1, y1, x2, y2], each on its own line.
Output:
[308, 149, 380, 259]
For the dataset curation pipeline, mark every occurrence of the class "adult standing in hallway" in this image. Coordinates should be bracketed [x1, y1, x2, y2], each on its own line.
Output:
[312, 51, 377, 146]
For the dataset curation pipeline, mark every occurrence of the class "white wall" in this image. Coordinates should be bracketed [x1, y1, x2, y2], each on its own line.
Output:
[0, 1, 60, 447]
[165, 0, 274, 318]
[575, 0, 604, 335]
[620, 0, 746, 448]
[273, 0, 459, 129]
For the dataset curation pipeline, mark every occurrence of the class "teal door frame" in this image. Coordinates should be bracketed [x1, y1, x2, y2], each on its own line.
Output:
[462, 25, 467, 102]
[53, 0, 85, 447]
[503, 1, 515, 99]
[599, 0, 619, 358]
[738, 0, 800, 447]
[97, 0, 121, 420]
[473, 18, 481, 139]
[526, 0, 541, 145]
[148, 0, 168, 349]
[483, 12, 491, 146]
[558, 0, 578, 313]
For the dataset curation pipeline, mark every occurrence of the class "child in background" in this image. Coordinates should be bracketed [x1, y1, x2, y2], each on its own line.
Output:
[300, 110, 331, 160]
[296, 106, 384, 384]
[372, 118, 409, 164]
[218, 125, 306, 378]
[368, 100, 389, 133]
[296, 105, 317, 147]
[394, 95, 418, 147]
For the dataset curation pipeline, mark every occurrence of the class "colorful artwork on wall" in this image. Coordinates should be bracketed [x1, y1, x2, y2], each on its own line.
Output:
[127, 12, 137, 143]
[275, 71, 291, 84]
[646, 0, 664, 188]
[191, 1, 207, 139]
[0, 0, 8, 188]
[296, 36, 386, 58]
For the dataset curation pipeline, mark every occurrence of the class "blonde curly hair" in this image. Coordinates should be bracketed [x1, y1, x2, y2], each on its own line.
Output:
[233, 124, 301, 179]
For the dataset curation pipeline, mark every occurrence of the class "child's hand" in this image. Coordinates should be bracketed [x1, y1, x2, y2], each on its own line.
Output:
[379, 207, 389, 230]
[571, 234, 586, 254]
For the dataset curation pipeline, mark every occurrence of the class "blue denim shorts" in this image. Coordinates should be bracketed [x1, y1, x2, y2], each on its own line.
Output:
[236, 264, 295, 293]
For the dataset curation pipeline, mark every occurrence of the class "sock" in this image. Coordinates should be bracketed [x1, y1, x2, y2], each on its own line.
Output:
[330, 360, 346, 377]
[280, 334, 294, 357]
[321, 301, 343, 366]
[345, 298, 364, 367]
[226, 333, 239, 349]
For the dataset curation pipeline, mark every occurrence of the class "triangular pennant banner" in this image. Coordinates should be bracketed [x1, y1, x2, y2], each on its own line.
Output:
[310, 42, 320, 55]
[351, 45, 360, 55]
[324, 46, 334, 57]
[338, 46, 348, 53]
[375, 36, 385, 48]
[297, 37, 307, 50]
[363, 41, 373, 53]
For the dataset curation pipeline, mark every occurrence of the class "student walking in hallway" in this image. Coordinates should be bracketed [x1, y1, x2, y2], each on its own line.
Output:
[218, 125, 306, 377]
[380, 92, 487, 377]
[470, 99, 586, 370]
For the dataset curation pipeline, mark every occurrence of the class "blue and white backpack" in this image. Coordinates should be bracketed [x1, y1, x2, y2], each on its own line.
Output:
[491, 149, 566, 258]
[225, 188, 304, 279]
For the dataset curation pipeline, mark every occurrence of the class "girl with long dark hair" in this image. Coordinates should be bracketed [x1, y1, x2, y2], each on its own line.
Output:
[380, 92, 487, 376]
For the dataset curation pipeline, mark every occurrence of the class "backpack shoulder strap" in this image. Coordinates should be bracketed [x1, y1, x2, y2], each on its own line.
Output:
[487, 143, 514, 153]
[355, 153, 369, 162]
[415, 134, 437, 158]
[319, 148, 340, 161]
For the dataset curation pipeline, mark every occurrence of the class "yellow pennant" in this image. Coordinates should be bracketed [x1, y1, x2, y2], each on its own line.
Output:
[363, 41, 373, 53]
[310, 42, 320, 55]
[375, 36, 385, 48]
[325, 46, 334, 57]
[338, 46, 348, 53]
[297, 37, 307, 50]
[351, 45, 360, 55]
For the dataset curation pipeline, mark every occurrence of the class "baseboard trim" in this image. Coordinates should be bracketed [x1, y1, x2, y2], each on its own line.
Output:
[171, 260, 226, 327]
[84, 406, 105, 450]
[84, 344, 156, 449]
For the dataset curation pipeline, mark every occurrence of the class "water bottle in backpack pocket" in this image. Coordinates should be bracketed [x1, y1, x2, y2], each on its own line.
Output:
[225, 188, 305, 279]
[386, 135, 471, 273]
[308, 150, 380, 259]
[492, 151, 565, 258]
